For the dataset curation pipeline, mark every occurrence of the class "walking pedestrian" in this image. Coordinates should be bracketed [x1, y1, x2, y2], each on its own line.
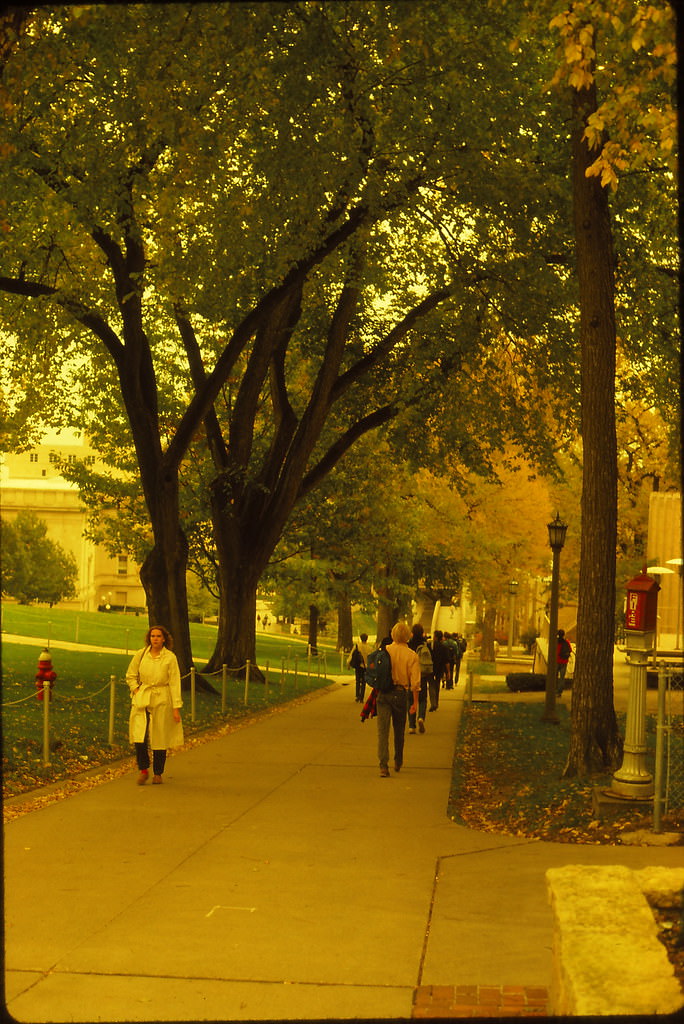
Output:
[348, 632, 374, 702]
[430, 630, 449, 706]
[407, 622, 432, 733]
[377, 622, 420, 777]
[126, 625, 184, 785]
[556, 629, 572, 695]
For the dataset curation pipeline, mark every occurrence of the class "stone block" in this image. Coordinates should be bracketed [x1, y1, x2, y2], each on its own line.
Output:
[546, 864, 683, 1016]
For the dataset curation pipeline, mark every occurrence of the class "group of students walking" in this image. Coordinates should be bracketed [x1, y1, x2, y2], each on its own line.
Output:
[349, 622, 467, 778]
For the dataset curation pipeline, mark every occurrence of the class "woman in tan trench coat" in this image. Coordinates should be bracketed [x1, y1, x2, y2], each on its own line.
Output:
[126, 625, 184, 785]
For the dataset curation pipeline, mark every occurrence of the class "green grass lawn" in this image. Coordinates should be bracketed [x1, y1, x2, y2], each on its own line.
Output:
[2, 603, 348, 798]
[1, 600, 351, 668]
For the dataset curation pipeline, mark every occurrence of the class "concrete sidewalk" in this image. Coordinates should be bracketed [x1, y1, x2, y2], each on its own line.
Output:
[4, 679, 682, 1022]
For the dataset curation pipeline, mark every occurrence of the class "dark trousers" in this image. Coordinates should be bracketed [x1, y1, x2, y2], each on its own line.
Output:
[408, 676, 429, 728]
[376, 686, 408, 769]
[355, 667, 366, 702]
[135, 711, 167, 775]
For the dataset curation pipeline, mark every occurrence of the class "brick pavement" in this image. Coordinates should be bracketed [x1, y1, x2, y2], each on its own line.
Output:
[412, 984, 549, 1018]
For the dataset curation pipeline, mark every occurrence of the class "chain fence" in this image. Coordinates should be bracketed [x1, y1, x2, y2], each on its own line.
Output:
[654, 662, 683, 828]
[2, 650, 330, 770]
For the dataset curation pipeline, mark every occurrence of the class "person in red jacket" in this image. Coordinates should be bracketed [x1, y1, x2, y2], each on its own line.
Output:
[556, 629, 572, 695]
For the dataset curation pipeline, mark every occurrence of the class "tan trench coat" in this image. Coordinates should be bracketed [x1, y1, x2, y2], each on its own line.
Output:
[126, 645, 184, 749]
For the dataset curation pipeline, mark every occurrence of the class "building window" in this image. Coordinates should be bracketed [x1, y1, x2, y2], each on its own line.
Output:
[117, 555, 128, 576]
[49, 453, 58, 463]
[29, 453, 38, 462]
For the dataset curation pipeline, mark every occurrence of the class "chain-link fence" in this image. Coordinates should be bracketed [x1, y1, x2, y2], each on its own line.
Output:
[654, 662, 683, 829]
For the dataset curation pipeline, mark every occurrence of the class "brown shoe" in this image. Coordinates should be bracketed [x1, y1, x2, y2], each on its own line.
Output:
[394, 763, 401, 772]
[379, 767, 390, 777]
[137, 770, 149, 785]
[152, 775, 163, 785]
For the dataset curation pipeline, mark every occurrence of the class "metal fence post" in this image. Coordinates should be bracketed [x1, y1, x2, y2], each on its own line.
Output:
[42, 681, 51, 766]
[653, 664, 667, 833]
[244, 661, 250, 705]
[108, 674, 116, 746]
[294, 654, 298, 691]
[190, 666, 196, 724]
[265, 660, 269, 697]
[222, 664, 227, 714]
[280, 656, 285, 688]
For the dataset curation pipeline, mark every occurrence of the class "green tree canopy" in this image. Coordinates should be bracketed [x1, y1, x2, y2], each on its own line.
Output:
[1, 511, 77, 605]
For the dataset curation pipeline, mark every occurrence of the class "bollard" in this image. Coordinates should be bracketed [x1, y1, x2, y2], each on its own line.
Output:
[653, 664, 667, 833]
[466, 669, 474, 705]
[222, 664, 227, 715]
[42, 680, 51, 766]
[190, 666, 196, 724]
[244, 661, 250, 706]
[75, 616, 80, 644]
[108, 674, 116, 746]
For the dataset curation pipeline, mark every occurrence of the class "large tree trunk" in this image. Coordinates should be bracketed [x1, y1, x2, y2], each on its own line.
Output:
[307, 604, 319, 655]
[337, 590, 353, 651]
[480, 603, 497, 663]
[137, 470, 195, 685]
[563, 73, 622, 776]
[201, 480, 266, 678]
[374, 568, 400, 644]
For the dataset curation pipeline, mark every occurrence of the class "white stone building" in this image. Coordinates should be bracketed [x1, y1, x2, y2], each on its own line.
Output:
[1, 429, 147, 612]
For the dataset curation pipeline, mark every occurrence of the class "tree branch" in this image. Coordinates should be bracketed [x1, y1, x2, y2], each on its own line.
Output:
[299, 404, 398, 496]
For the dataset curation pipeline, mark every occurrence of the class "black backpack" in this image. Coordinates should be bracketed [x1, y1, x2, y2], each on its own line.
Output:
[365, 647, 393, 692]
[559, 637, 571, 660]
[349, 645, 363, 669]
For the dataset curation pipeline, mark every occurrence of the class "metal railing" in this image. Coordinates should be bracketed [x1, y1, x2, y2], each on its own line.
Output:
[653, 662, 683, 831]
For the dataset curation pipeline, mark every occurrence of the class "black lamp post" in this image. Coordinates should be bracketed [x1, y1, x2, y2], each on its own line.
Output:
[543, 513, 568, 723]
[507, 579, 519, 657]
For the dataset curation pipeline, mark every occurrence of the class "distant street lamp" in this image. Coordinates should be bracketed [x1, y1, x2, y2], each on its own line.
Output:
[507, 579, 519, 658]
[543, 513, 568, 724]
[646, 564, 675, 660]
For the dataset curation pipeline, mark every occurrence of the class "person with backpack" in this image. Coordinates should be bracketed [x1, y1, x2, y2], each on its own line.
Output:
[408, 622, 432, 734]
[430, 630, 449, 705]
[347, 632, 374, 703]
[556, 629, 572, 695]
[375, 622, 420, 777]
[442, 632, 458, 689]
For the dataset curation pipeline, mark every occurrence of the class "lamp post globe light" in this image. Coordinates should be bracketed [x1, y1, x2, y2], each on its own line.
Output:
[666, 558, 683, 651]
[543, 513, 568, 724]
[507, 579, 519, 658]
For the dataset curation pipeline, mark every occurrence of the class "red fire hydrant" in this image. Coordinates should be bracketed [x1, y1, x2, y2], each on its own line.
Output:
[35, 648, 57, 701]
